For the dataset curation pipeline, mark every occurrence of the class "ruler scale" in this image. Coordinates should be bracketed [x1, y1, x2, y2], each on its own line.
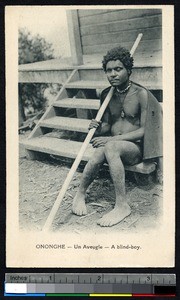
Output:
[4, 273, 176, 297]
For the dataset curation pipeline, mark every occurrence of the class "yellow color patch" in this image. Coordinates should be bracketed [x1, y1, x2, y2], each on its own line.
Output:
[90, 294, 132, 297]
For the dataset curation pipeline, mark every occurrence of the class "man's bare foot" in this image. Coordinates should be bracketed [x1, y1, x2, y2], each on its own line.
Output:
[72, 192, 87, 216]
[97, 203, 131, 227]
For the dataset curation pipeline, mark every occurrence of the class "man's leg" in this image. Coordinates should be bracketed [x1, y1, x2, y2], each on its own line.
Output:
[97, 141, 142, 227]
[72, 147, 106, 215]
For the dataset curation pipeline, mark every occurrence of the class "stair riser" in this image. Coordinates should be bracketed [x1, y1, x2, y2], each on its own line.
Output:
[28, 126, 52, 138]
[21, 138, 93, 161]
[53, 100, 100, 110]
[39, 123, 89, 133]
[24, 145, 91, 161]
[19, 70, 73, 83]
[79, 67, 162, 88]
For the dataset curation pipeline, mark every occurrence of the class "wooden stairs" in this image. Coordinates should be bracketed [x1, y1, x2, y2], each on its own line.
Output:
[21, 66, 161, 175]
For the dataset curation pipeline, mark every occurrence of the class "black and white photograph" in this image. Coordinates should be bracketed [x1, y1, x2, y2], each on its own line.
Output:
[6, 5, 175, 268]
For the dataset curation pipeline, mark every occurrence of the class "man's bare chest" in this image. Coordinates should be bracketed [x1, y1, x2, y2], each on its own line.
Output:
[108, 94, 140, 120]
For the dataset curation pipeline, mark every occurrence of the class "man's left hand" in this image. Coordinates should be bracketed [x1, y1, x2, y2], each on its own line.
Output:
[91, 136, 112, 148]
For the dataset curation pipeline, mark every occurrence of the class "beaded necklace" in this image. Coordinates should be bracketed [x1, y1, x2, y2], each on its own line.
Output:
[116, 81, 132, 94]
[116, 81, 132, 118]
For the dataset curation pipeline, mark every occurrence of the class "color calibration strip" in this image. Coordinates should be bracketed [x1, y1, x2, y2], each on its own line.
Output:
[4, 273, 176, 297]
[4, 294, 176, 297]
[4, 283, 176, 297]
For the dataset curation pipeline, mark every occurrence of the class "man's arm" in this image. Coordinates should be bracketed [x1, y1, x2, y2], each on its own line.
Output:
[89, 110, 111, 136]
[89, 88, 112, 136]
[111, 89, 148, 142]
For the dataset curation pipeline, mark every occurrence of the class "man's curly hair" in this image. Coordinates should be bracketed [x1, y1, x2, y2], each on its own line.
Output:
[102, 46, 134, 73]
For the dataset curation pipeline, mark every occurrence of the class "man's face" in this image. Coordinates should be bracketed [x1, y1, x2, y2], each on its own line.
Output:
[105, 60, 130, 87]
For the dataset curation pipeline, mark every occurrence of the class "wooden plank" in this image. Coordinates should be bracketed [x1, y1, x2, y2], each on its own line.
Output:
[18, 70, 72, 83]
[18, 57, 74, 71]
[22, 137, 94, 161]
[83, 39, 162, 55]
[80, 15, 162, 36]
[66, 80, 108, 89]
[79, 9, 162, 27]
[81, 51, 162, 68]
[39, 116, 91, 132]
[82, 27, 162, 47]
[82, 51, 162, 68]
[53, 98, 100, 110]
[133, 50, 162, 67]
[79, 69, 109, 81]
[130, 67, 162, 89]
[66, 10, 83, 65]
[79, 66, 162, 85]
[66, 79, 162, 90]
[125, 162, 156, 174]
[78, 9, 117, 18]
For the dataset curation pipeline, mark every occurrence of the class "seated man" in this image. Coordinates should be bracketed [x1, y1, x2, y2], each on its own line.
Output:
[72, 46, 162, 227]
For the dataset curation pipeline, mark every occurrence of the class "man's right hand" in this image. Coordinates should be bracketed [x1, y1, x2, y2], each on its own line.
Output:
[88, 119, 102, 131]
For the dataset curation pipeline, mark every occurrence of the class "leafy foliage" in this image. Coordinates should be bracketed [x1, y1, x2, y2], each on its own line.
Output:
[19, 83, 48, 116]
[19, 28, 54, 64]
[19, 28, 55, 123]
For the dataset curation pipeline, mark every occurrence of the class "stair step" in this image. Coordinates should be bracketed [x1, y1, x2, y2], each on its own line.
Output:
[54, 98, 100, 110]
[22, 137, 94, 161]
[66, 80, 108, 89]
[39, 117, 91, 133]
[125, 162, 156, 174]
[66, 80, 161, 90]
[22, 136, 156, 174]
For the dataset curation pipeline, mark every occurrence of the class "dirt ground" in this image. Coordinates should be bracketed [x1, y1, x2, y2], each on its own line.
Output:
[19, 131, 163, 234]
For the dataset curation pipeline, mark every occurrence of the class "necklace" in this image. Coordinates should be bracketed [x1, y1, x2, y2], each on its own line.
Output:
[116, 81, 132, 118]
[116, 81, 132, 94]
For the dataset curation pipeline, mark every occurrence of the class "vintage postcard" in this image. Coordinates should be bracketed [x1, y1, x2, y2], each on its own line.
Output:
[6, 5, 175, 267]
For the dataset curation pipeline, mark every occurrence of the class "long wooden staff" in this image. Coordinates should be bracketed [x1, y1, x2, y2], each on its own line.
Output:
[42, 33, 143, 231]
